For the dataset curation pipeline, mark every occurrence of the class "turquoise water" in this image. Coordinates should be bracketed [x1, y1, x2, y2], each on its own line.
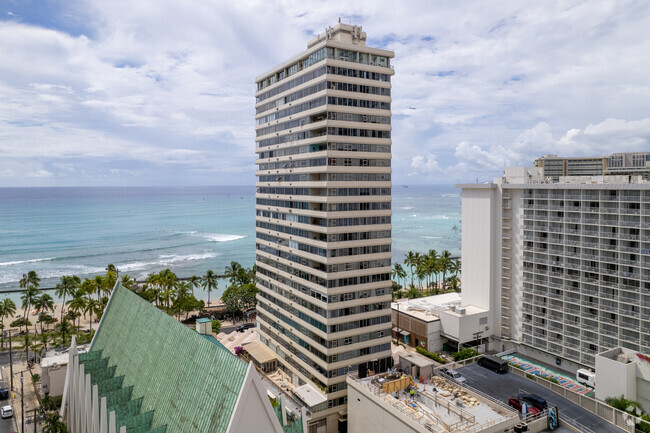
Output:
[0, 185, 461, 302]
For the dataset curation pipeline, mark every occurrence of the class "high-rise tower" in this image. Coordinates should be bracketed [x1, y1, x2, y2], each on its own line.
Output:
[254, 23, 394, 432]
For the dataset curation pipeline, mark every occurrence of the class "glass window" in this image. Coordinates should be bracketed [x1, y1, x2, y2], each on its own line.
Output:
[370, 55, 388, 67]
[337, 49, 356, 62]
[358, 52, 368, 64]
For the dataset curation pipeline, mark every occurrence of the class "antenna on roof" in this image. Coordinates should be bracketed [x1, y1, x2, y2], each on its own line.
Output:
[338, 17, 341, 23]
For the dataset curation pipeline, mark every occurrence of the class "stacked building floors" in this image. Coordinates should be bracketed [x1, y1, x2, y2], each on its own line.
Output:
[517, 185, 650, 367]
[254, 23, 395, 433]
[459, 170, 650, 371]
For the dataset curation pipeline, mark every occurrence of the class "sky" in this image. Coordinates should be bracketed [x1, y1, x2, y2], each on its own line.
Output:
[1, 0, 649, 187]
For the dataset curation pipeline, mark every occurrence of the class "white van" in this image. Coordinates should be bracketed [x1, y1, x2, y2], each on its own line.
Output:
[576, 369, 595, 387]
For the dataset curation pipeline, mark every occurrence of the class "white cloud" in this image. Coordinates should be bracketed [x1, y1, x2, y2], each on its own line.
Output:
[409, 154, 441, 177]
[1, 1, 650, 185]
[26, 169, 53, 178]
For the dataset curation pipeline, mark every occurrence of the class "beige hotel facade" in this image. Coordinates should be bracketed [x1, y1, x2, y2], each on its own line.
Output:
[254, 23, 395, 433]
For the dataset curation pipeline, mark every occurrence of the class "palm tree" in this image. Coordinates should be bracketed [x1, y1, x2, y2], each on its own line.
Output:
[20, 271, 40, 328]
[23, 334, 33, 363]
[55, 275, 81, 321]
[43, 411, 67, 433]
[120, 274, 134, 289]
[188, 275, 201, 297]
[450, 258, 461, 278]
[34, 293, 55, 334]
[20, 285, 40, 333]
[81, 278, 96, 299]
[66, 289, 87, 330]
[403, 251, 417, 287]
[0, 298, 16, 348]
[35, 332, 51, 357]
[158, 269, 177, 313]
[224, 261, 243, 285]
[202, 270, 219, 305]
[173, 281, 192, 319]
[84, 298, 99, 332]
[103, 268, 117, 296]
[440, 250, 452, 289]
[93, 275, 104, 301]
[448, 276, 461, 293]
[19, 270, 41, 291]
[56, 319, 72, 347]
[392, 263, 407, 287]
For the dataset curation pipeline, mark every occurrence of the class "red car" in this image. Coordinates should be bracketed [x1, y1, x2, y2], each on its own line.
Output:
[508, 397, 541, 416]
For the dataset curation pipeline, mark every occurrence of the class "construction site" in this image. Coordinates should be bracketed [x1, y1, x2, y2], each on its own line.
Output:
[347, 370, 521, 433]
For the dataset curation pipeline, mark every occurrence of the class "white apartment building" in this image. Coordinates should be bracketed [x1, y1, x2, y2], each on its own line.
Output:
[459, 167, 650, 369]
[254, 23, 395, 433]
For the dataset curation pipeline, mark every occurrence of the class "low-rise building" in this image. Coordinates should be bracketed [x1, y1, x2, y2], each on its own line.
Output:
[346, 371, 519, 433]
[596, 347, 650, 412]
[41, 347, 83, 397]
[392, 293, 490, 353]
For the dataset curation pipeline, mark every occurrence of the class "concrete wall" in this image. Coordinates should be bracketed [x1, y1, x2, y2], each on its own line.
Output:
[427, 321, 443, 352]
[595, 350, 637, 403]
[461, 187, 498, 333]
[438, 310, 489, 345]
[517, 344, 585, 374]
[42, 364, 67, 397]
[347, 380, 423, 433]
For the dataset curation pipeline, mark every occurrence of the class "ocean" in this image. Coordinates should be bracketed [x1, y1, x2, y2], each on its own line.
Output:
[0, 185, 461, 302]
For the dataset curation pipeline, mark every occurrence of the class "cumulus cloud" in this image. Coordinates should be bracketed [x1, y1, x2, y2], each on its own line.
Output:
[409, 154, 441, 177]
[1, 1, 650, 185]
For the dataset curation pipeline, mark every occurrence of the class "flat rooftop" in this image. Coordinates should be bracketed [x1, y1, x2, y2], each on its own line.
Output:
[349, 372, 518, 433]
[392, 294, 487, 322]
[41, 345, 89, 368]
[293, 383, 327, 407]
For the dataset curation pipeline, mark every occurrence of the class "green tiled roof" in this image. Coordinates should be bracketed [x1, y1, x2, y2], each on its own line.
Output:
[84, 282, 249, 433]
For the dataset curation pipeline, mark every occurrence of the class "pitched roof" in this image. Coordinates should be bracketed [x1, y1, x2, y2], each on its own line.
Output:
[86, 282, 249, 433]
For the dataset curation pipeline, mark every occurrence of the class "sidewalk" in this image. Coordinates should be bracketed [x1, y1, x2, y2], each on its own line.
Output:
[3, 359, 43, 433]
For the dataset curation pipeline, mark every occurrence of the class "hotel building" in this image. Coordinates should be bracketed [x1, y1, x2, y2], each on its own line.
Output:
[254, 24, 394, 432]
[534, 152, 650, 181]
[459, 167, 650, 369]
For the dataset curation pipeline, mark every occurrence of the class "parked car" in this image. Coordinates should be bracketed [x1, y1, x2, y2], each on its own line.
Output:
[439, 368, 467, 385]
[477, 355, 509, 373]
[508, 397, 541, 416]
[517, 393, 548, 412]
[236, 323, 255, 333]
[0, 388, 8, 400]
[1, 405, 13, 419]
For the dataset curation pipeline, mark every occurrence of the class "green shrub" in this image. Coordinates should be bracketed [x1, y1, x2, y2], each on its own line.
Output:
[451, 348, 479, 361]
[212, 319, 221, 334]
[416, 347, 446, 364]
[526, 373, 537, 380]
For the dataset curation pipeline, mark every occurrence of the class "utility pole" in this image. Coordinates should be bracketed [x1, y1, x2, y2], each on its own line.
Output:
[473, 330, 483, 351]
[8, 330, 13, 391]
[21, 371, 24, 433]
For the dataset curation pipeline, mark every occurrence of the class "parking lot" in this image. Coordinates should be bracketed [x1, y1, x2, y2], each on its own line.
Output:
[456, 363, 625, 433]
